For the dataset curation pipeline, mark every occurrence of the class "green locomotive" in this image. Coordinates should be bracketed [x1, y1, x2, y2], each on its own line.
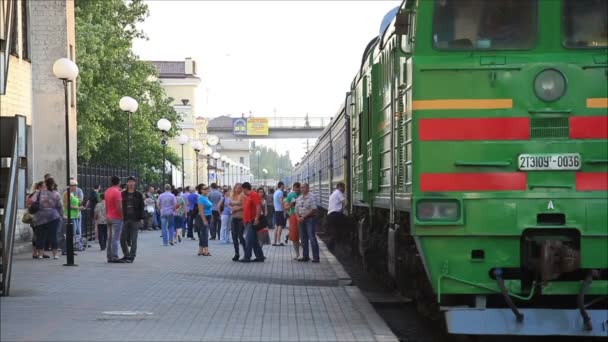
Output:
[292, 0, 607, 336]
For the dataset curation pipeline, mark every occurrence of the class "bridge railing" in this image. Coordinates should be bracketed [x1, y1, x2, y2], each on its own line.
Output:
[266, 117, 328, 128]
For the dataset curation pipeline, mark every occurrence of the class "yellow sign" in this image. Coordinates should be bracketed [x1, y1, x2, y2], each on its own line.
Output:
[247, 118, 269, 136]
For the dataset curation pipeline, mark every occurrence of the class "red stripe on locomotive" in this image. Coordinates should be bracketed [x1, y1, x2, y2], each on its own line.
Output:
[420, 173, 527, 192]
[575, 172, 608, 191]
[569, 116, 608, 139]
[419, 117, 530, 141]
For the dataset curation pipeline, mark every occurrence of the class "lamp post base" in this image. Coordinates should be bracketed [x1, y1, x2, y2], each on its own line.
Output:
[62, 263, 79, 267]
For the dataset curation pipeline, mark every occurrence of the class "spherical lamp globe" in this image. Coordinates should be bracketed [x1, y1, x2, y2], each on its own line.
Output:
[119, 96, 138, 113]
[157, 118, 171, 132]
[53, 58, 79, 81]
[178, 134, 189, 145]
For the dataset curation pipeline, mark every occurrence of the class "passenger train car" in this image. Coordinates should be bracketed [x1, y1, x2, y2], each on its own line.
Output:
[291, 0, 608, 337]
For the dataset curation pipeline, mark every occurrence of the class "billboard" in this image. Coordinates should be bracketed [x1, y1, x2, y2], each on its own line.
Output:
[232, 118, 247, 136]
[247, 118, 269, 136]
[232, 118, 269, 136]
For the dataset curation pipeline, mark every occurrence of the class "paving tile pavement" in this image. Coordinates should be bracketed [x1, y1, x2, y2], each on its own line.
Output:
[0, 229, 397, 342]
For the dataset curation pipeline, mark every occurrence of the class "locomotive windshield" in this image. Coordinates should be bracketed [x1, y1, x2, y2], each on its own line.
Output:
[563, 0, 608, 48]
[432, 0, 536, 50]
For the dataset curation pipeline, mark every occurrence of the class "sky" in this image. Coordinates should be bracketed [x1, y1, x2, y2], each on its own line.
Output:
[133, 0, 400, 164]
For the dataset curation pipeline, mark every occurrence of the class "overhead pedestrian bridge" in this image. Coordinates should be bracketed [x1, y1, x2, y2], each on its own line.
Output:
[207, 115, 328, 139]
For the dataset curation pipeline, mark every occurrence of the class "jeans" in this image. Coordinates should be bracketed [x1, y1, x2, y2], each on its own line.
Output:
[34, 218, 60, 250]
[231, 217, 246, 256]
[266, 206, 275, 230]
[154, 209, 160, 228]
[211, 210, 221, 238]
[243, 222, 264, 260]
[220, 214, 231, 243]
[187, 210, 195, 238]
[174, 215, 185, 230]
[196, 215, 210, 247]
[107, 219, 123, 261]
[70, 217, 83, 251]
[97, 224, 108, 250]
[299, 217, 319, 260]
[161, 214, 174, 246]
[121, 220, 140, 259]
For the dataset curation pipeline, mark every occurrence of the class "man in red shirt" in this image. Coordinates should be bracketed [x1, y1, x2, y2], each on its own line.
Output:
[240, 182, 265, 262]
[104, 176, 123, 263]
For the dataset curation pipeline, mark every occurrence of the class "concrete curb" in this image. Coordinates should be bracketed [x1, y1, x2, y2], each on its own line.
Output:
[317, 236, 399, 342]
[317, 236, 352, 286]
[345, 286, 401, 342]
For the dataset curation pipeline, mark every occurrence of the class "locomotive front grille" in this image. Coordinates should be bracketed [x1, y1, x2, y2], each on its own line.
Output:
[530, 117, 569, 139]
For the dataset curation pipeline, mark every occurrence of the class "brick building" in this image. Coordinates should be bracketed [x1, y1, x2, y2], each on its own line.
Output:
[1, 0, 76, 245]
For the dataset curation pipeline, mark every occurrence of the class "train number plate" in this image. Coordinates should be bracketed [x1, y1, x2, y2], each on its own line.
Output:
[518, 153, 581, 171]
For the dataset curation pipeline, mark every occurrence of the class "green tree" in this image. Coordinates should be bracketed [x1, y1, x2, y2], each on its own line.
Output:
[75, 0, 180, 184]
[250, 144, 293, 182]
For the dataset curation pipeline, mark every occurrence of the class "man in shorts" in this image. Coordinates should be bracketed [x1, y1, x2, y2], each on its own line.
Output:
[285, 182, 301, 260]
[272, 182, 286, 246]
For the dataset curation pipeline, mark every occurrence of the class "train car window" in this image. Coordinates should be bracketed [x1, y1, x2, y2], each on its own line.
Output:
[432, 0, 537, 50]
[563, 0, 607, 48]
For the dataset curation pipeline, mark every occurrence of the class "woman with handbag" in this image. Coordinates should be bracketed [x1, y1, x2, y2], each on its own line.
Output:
[31, 177, 63, 259]
[25, 181, 46, 258]
[256, 188, 271, 246]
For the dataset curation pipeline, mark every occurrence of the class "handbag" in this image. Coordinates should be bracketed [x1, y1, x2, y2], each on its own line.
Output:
[28, 192, 41, 214]
[257, 228, 271, 246]
[22, 212, 33, 224]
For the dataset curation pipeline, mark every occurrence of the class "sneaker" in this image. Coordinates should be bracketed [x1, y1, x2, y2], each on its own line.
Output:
[232, 255, 240, 262]
[53, 255, 59, 259]
[238, 258, 251, 263]
[312, 259, 320, 263]
[178, 236, 182, 243]
[170, 241, 174, 246]
[296, 257, 310, 262]
[252, 258, 264, 263]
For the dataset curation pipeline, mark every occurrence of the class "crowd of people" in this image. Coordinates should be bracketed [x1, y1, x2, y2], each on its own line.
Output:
[25, 174, 348, 265]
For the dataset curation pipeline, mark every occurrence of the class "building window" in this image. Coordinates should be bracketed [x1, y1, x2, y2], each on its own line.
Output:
[240, 157, 244, 164]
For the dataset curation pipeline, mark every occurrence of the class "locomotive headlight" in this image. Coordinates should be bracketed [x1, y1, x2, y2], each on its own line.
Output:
[416, 200, 460, 222]
[534, 69, 566, 102]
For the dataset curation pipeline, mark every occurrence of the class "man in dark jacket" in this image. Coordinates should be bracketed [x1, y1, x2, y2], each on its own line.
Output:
[119, 176, 144, 263]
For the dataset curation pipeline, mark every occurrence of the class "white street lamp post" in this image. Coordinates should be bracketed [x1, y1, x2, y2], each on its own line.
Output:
[53, 57, 79, 266]
[178, 134, 189, 187]
[157, 118, 171, 186]
[191, 141, 202, 185]
[119, 96, 138, 176]
[204, 146, 213, 185]
[212, 152, 220, 185]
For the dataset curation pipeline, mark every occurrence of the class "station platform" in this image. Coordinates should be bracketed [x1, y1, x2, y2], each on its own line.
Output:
[0, 230, 397, 342]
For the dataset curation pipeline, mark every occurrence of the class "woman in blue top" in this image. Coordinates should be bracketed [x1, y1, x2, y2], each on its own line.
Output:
[218, 188, 232, 244]
[196, 184, 213, 256]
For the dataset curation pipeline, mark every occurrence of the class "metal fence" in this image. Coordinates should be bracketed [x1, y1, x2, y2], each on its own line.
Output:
[76, 164, 172, 240]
